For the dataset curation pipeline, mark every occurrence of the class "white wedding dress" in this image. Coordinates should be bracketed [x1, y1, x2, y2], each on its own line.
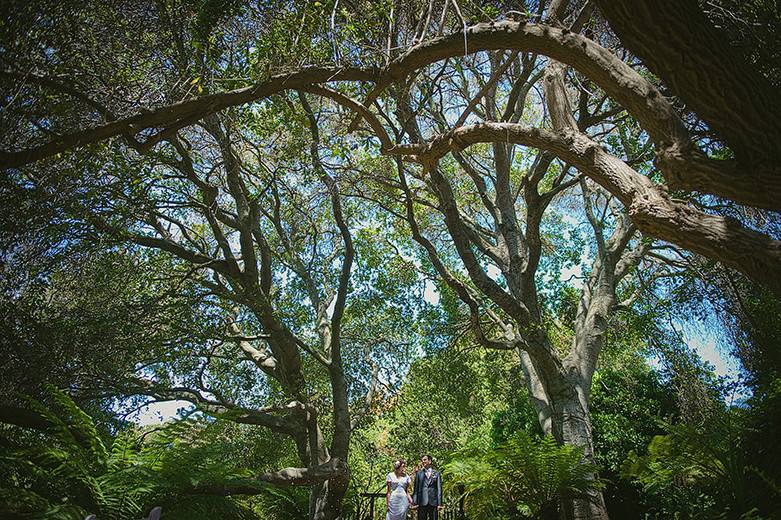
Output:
[386, 472, 411, 520]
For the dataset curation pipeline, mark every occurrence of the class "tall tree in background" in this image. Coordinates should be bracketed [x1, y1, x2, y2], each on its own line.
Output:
[0, 5, 422, 518]
[2, 1, 780, 519]
[345, 51, 663, 516]
[2, 96, 422, 519]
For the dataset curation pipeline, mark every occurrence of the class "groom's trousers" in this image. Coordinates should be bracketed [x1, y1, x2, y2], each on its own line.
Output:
[417, 505, 438, 520]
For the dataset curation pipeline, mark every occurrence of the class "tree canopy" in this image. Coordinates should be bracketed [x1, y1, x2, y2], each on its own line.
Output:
[1, 1, 780, 519]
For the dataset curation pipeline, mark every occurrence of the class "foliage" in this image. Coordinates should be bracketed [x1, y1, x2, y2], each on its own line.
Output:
[1, 1, 780, 518]
[622, 404, 780, 519]
[741, 377, 781, 517]
[443, 430, 602, 519]
[0, 249, 209, 403]
[592, 372, 674, 471]
[247, 486, 310, 520]
[0, 387, 156, 519]
[350, 342, 520, 485]
[665, 254, 781, 518]
[0, 387, 313, 519]
[589, 365, 677, 515]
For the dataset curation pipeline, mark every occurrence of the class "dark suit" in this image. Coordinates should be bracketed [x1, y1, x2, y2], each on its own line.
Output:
[413, 468, 442, 520]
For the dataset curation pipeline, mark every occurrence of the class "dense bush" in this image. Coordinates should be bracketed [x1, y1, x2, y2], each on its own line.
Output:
[444, 431, 600, 519]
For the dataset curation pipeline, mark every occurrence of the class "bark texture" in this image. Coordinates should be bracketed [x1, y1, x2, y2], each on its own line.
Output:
[385, 123, 781, 297]
[595, 0, 781, 210]
[595, 0, 781, 165]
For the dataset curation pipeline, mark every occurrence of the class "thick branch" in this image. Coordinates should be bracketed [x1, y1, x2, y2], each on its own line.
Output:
[4, 23, 680, 168]
[1, 67, 375, 168]
[190, 458, 349, 494]
[595, 0, 781, 167]
[137, 384, 302, 435]
[384, 122, 781, 296]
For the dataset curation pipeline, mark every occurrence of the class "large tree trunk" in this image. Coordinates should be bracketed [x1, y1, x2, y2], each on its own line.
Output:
[311, 359, 352, 519]
[551, 385, 608, 520]
[310, 469, 350, 520]
[301, 409, 350, 520]
[518, 326, 610, 520]
[520, 346, 608, 519]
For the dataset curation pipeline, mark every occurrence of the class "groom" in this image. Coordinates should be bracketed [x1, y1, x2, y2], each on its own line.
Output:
[412, 454, 443, 520]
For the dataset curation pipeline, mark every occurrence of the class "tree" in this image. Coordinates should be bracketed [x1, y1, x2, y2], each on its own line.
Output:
[1, 5, 423, 518]
[101, 103, 401, 519]
[2, 1, 780, 518]
[2, 1, 778, 293]
[3, 94, 422, 519]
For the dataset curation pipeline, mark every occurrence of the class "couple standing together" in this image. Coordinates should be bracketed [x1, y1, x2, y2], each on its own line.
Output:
[386, 455, 443, 520]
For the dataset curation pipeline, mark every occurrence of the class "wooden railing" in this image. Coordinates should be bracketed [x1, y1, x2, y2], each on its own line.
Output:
[83, 490, 466, 520]
[341, 490, 466, 520]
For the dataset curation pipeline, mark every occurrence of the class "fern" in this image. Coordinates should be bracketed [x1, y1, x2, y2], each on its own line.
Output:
[0, 388, 158, 519]
[443, 431, 600, 518]
[1, 389, 286, 519]
[621, 418, 780, 518]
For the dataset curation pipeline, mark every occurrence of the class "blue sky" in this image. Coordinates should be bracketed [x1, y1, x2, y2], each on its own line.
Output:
[129, 275, 744, 426]
[130, 333, 741, 425]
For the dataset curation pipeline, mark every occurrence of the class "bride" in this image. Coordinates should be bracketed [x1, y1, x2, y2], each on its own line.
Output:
[386, 459, 415, 520]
